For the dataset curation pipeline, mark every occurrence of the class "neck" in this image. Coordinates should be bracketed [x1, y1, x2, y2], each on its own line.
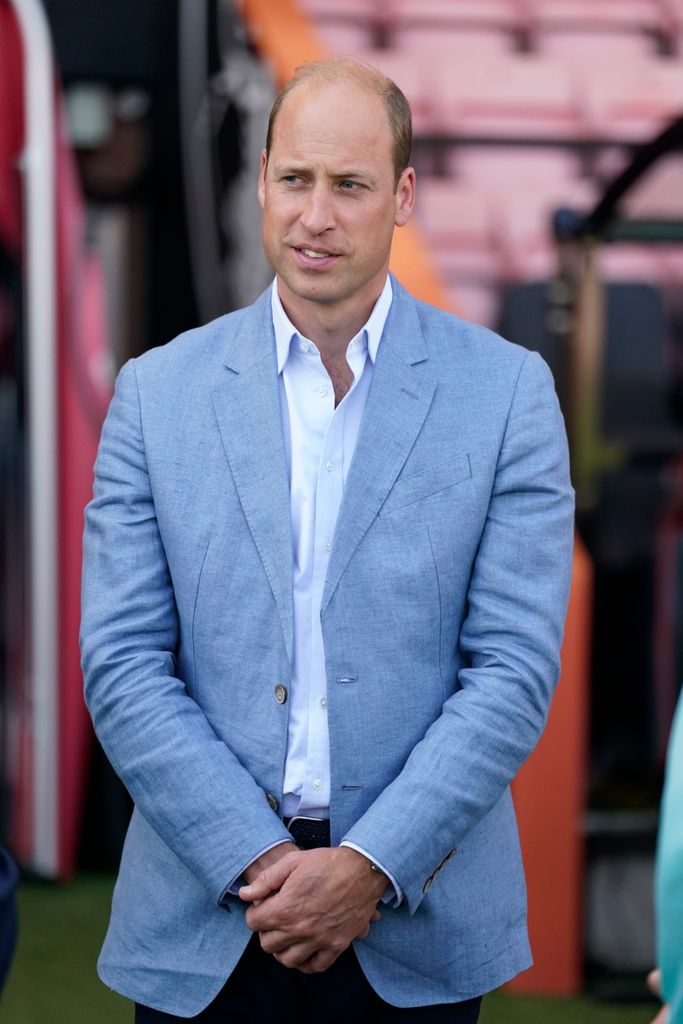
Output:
[276, 277, 386, 358]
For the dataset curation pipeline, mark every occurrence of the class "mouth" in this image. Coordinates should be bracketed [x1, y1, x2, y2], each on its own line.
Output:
[291, 245, 341, 269]
[296, 245, 335, 258]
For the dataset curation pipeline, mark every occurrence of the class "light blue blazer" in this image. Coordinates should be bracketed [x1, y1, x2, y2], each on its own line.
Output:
[81, 278, 575, 1017]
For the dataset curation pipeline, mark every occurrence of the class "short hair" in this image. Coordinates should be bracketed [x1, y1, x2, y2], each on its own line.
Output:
[265, 58, 412, 189]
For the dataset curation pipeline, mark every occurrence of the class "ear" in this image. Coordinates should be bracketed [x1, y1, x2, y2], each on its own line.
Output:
[394, 167, 416, 227]
[257, 149, 267, 210]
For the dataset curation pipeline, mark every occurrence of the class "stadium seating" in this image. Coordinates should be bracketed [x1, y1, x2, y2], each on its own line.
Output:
[294, 0, 683, 326]
[581, 58, 683, 140]
[430, 55, 584, 140]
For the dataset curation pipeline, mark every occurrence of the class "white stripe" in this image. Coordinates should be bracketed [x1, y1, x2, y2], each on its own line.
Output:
[11, 0, 59, 876]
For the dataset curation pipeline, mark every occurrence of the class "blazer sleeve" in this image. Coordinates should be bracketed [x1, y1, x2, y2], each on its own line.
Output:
[80, 360, 291, 904]
[341, 351, 575, 913]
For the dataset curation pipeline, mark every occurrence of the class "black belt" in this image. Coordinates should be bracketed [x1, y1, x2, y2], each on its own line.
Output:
[284, 816, 331, 850]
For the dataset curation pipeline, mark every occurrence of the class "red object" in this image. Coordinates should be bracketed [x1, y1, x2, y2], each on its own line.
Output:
[509, 536, 592, 995]
[1, 0, 112, 878]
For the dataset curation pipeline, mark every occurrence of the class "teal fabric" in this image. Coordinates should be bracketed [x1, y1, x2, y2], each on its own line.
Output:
[657, 695, 683, 1023]
[81, 278, 575, 1017]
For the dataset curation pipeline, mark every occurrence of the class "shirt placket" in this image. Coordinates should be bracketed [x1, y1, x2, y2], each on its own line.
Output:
[300, 342, 367, 813]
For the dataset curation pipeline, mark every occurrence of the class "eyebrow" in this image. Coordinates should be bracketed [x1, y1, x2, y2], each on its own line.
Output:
[272, 164, 378, 185]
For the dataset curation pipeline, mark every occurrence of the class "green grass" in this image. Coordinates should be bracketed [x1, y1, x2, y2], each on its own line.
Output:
[0, 875, 657, 1023]
[1, 875, 129, 1023]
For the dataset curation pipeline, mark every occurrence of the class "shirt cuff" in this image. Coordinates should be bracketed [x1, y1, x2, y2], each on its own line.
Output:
[220, 839, 295, 901]
[339, 841, 403, 906]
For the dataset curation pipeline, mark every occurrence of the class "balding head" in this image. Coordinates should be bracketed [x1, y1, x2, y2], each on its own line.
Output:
[265, 58, 412, 190]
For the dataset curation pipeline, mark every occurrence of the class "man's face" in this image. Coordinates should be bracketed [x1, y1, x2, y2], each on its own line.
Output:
[258, 80, 415, 325]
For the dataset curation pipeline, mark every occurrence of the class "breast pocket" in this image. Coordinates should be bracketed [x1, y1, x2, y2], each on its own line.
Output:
[379, 454, 472, 516]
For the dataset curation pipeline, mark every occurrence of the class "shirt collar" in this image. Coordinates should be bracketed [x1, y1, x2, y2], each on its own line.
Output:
[271, 275, 393, 375]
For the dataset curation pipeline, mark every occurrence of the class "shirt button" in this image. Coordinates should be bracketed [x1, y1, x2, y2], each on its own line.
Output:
[313, 778, 322, 790]
[320, 697, 327, 708]
[325, 460, 334, 472]
[299, 341, 309, 352]
[316, 385, 328, 398]
[324, 540, 331, 551]
[274, 684, 287, 704]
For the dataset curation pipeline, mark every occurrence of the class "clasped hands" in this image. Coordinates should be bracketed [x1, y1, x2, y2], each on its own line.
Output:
[238, 845, 387, 974]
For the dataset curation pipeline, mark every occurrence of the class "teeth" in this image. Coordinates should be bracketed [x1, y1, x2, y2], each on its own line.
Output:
[301, 248, 330, 259]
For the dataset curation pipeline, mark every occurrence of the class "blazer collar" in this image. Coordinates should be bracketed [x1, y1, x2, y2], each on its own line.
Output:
[212, 276, 437, 653]
[320, 277, 436, 613]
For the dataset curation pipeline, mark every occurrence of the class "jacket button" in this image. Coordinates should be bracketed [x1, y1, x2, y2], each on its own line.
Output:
[274, 684, 287, 704]
[266, 793, 278, 811]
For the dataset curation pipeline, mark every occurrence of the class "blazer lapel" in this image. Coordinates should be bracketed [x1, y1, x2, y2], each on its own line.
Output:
[212, 290, 294, 663]
[321, 282, 436, 613]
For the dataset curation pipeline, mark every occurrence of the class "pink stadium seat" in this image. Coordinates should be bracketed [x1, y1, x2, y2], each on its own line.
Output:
[527, 0, 664, 33]
[297, 0, 379, 17]
[538, 28, 658, 62]
[630, 0, 683, 52]
[494, 177, 596, 280]
[415, 178, 501, 280]
[598, 245, 669, 283]
[660, 247, 683, 286]
[663, 0, 683, 22]
[448, 144, 583, 187]
[393, 25, 514, 56]
[388, 0, 523, 30]
[316, 22, 375, 53]
[581, 58, 683, 141]
[621, 155, 683, 218]
[431, 55, 583, 140]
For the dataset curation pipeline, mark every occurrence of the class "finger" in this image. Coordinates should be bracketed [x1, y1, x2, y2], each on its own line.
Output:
[239, 856, 297, 902]
[371, 909, 381, 922]
[648, 969, 663, 998]
[258, 928, 309, 955]
[272, 941, 321, 970]
[295, 948, 342, 974]
[245, 898, 286, 932]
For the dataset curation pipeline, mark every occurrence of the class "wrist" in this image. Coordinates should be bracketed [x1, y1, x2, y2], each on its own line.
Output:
[337, 846, 389, 898]
[243, 840, 295, 885]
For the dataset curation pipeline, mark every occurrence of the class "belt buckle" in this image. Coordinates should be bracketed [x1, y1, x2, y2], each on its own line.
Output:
[286, 815, 330, 850]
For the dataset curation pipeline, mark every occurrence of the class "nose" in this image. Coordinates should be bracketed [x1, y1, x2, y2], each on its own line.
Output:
[299, 184, 335, 235]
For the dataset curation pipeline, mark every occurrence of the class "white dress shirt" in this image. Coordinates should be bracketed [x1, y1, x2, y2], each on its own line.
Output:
[274, 278, 390, 818]
[228, 276, 401, 902]
[273, 275, 400, 901]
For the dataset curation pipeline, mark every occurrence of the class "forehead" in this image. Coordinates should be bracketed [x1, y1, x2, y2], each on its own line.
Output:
[270, 80, 393, 169]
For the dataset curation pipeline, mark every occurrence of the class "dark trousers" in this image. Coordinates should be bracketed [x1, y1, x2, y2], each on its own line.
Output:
[135, 935, 482, 1023]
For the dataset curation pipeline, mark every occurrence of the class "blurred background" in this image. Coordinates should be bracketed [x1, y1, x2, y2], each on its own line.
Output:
[3, 0, 683, 1019]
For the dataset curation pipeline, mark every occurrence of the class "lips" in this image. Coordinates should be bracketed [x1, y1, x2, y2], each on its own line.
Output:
[290, 245, 341, 270]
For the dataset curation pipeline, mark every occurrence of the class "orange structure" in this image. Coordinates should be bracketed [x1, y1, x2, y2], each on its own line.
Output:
[241, 0, 592, 995]
[509, 536, 592, 994]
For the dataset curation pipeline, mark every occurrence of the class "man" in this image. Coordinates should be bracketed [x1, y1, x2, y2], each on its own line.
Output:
[81, 58, 575, 1022]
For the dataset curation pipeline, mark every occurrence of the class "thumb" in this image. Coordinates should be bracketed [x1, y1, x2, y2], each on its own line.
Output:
[239, 854, 297, 902]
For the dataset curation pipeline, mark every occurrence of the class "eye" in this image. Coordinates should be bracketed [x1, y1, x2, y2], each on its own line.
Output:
[338, 180, 360, 191]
